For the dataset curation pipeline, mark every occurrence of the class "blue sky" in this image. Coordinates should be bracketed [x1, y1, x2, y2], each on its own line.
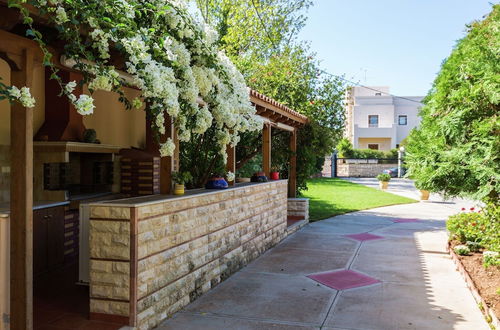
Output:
[298, 0, 495, 96]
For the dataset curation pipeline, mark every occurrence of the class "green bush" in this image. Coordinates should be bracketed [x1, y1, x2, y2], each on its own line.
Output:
[446, 204, 499, 252]
[483, 251, 500, 268]
[336, 138, 398, 159]
[376, 173, 391, 182]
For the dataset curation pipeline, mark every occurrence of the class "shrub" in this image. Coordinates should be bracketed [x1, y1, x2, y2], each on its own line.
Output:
[336, 139, 398, 160]
[376, 173, 391, 182]
[466, 241, 483, 253]
[483, 251, 500, 268]
[454, 245, 470, 256]
[336, 138, 354, 158]
[446, 204, 499, 252]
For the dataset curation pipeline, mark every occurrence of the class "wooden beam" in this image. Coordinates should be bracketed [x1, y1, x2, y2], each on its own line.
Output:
[262, 123, 271, 178]
[226, 145, 236, 186]
[251, 95, 308, 125]
[10, 48, 34, 330]
[289, 129, 297, 198]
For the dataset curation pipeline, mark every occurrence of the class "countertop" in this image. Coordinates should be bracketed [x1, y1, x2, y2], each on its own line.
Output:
[94, 180, 288, 208]
[0, 200, 71, 217]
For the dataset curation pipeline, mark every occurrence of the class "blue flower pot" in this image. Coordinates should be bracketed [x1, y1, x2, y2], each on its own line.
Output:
[205, 177, 228, 189]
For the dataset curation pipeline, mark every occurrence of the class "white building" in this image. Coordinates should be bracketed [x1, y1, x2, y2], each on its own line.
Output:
[344, 86, 423, 151]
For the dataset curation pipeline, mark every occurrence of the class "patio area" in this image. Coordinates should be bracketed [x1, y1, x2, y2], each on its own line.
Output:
[159, 200, 488, 330]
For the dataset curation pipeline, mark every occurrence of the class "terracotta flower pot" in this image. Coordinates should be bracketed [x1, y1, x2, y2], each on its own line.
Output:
[420, 189, 430, 200]
[173, 183, 185, 195]
[270, 171, 280, 180]
[379, 181, 388, 190]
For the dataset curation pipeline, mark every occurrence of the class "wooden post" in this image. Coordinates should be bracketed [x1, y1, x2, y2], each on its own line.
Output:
[10, 48, 34, 330]
[289, 129, 297, 198]
[145, 114, 177, 194]
[262, 123, 271, 178]
[226, 145, 235, 186]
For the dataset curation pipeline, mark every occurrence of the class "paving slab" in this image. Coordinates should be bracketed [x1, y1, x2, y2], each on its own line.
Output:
[159, 312, 319, 330]
[324, 282, 488, 330]
[243, 245, 353, 275]
[183, 271, 336, 325]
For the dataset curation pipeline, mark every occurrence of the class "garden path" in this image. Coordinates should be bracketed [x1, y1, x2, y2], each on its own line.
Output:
[158, 199, 488, 329]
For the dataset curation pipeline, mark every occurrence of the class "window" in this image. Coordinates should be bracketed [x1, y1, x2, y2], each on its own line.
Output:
[398, 115, 408, 125]
[368, 144, 379, 150]
[368, 115, 379, 127]
[375, 92, 382, 96]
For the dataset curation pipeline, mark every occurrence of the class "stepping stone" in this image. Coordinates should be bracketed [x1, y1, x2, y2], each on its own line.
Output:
[392, 218, 421, 223]
[308, 269, 380, 290]
[343, 233, 385, 241]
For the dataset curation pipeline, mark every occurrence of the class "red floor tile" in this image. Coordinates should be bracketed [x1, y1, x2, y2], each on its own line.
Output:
[308, 269, 380, 290]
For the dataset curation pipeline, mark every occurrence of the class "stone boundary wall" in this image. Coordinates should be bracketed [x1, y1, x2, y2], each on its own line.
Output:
[337, 163, 395, 178]
[88, 180, 288, 329]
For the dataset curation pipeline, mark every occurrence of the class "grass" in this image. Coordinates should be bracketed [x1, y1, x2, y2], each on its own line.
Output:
[301, 178, 418, 221]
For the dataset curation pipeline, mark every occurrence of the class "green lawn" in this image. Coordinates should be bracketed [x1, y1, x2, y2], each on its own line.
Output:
[302, 178, 418, 221]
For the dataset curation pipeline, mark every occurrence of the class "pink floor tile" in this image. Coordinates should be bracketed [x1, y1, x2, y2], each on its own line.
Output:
[393, 218, 421, 223]
[343, 233, 385, 241]
[308, 270, 380, 290]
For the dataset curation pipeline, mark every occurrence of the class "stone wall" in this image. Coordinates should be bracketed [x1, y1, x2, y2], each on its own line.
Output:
[88, 180, 288, 329]
[287, 198, 309, 221]
[337, 162, 395, 178]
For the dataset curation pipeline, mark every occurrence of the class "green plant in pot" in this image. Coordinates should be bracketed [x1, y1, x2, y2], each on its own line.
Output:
[376, 173, 391, 190]
[414, 181, 431, 201]
[171, 171, 192, 195]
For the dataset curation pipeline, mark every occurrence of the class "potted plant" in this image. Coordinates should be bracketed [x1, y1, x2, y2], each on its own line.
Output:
[376, 173, 391, 190]
[270, 166, 280, 180]
[205, 173, 229, 189]
[415, 181, 430, 201]
[171, 171, 192, 195]
[251, 171, 268, 183]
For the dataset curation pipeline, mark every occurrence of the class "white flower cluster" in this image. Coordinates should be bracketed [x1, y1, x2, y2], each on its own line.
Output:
[160, 138, 176, 157]
[29, 0, 263, 162]
[9, 86, 36, 108]
[75, 94, 95, 115]
[226, 171, 235, 182]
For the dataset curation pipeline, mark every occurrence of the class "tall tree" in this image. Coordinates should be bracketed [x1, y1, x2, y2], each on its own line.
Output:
[405, 4, 499, 202]
[185, 0, 346, 192]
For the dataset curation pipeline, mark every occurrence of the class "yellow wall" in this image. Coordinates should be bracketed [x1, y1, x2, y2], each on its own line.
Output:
[358, 138, 392, 151]
[83, 88, 146, 149]
[0, 58, 45, 145]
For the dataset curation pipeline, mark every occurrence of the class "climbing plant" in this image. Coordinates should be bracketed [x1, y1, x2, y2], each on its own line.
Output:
[1, 0, 262, 159]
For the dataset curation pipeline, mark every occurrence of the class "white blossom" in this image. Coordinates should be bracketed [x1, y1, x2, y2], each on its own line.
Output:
[54, 6, 69, 24]
[9, 86, 35, 108]
[159, 138, 175, 157]
[74, 94, 95, 115]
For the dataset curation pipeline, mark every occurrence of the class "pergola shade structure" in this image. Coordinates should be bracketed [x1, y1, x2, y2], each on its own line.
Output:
[249, 89, 308, 198]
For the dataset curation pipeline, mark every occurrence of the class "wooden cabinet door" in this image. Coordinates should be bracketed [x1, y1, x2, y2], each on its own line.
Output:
[47, 206, 65, 268]
[33, 209, 48, 276]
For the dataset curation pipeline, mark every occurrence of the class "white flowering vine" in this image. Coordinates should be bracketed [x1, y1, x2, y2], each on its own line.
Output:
[2, 0, 263, 160]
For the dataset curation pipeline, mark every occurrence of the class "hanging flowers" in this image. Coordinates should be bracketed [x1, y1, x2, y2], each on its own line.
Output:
[3, 0, 263, 162]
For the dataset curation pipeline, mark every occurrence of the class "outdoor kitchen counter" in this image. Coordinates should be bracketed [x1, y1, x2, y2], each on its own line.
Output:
[0, 200, 70, 216]
[87, 180, 289, 329]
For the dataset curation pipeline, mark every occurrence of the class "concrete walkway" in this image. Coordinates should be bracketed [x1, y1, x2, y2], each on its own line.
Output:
[159, 199, 488, 329]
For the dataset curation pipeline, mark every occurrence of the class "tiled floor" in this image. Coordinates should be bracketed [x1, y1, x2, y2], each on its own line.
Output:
[33, 263, 123, 330]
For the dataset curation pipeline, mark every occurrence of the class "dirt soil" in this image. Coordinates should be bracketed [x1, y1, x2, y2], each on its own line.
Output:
[451, 241, 500, 317]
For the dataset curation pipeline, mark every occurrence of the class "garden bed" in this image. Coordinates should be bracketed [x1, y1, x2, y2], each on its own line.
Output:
[449, 241, 500, 327]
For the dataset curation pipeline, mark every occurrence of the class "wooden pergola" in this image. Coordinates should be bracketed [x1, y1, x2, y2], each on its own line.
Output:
[0, 13, 308, 329]
[249, 89, 308, 198]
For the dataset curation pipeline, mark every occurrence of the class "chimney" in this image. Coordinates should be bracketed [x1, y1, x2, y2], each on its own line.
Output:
[35, 68, 86, 141]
